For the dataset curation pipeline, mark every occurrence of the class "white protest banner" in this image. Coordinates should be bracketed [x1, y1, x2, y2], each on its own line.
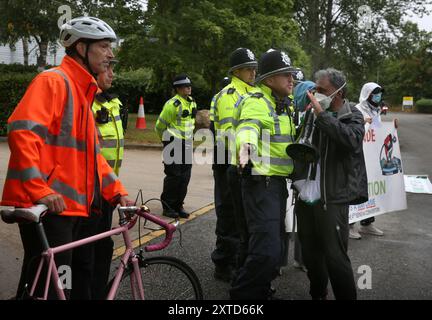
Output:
[404, 175, 432, 194]
[349, 122, 407, 223]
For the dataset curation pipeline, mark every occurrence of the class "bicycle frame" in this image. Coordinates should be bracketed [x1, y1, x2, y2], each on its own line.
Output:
[29, 207, 175, 300]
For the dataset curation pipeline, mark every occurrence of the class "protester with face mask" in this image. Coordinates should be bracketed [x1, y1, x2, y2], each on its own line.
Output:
[293, 68, 368, 300]
[349, 82, 386, 239]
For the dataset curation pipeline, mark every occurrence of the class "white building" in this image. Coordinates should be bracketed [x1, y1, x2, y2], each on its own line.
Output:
[0, 38, 66, 66]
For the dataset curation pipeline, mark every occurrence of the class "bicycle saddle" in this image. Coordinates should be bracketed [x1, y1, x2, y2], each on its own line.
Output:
[1, 204, 48, 224]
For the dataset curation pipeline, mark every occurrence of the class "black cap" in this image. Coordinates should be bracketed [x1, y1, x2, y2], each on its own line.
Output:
[256, 49, 299, 83]
[221, 77, 231, 87]
[173, 74, 192, 88]
[229, 48, 258, 73]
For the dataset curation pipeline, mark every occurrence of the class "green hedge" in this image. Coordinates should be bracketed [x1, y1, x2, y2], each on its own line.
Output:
[0, 73, 36, 136]
[0, 66, 212, 136]
[416, 99, 432, 113]
[110, 68, 154, 113]
[0, 63, 38, 74]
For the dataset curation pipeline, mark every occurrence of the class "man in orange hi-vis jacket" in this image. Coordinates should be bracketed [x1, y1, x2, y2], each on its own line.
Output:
[1, 17, 133, 300]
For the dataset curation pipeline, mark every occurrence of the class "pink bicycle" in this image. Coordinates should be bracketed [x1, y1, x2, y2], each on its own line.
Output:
[1, 204, 203, 300]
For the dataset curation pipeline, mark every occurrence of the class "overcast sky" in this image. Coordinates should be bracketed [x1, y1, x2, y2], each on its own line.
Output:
[408, 6, 432, 32]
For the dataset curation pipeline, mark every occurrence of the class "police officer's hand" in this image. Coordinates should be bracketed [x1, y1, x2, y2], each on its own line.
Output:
[239, 144, 251, 169]
[307, 90, 324, 115]
[118, 196, 134, 207]
[37, 194, 67, 214]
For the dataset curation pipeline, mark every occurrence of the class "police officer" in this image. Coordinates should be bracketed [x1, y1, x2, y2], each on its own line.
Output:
[155, 74, 197, 219]
[230, 49, 298, 300]
[89, 59, 126, 299]
[210, 48, 258, 282]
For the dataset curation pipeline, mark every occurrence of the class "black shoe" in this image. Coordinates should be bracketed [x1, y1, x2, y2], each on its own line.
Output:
[178, 207, 190, 219]
[162, 209, 179, 219]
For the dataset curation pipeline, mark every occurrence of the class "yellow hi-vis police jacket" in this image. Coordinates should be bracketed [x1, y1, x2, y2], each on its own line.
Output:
[235, 84, 296, 176]
[155, 94, 197, 141]
[92, 92, 124, 176]
[210, 76, 258, 165]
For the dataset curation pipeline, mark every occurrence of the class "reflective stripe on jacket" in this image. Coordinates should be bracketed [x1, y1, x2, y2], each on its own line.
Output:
[210, 76, 258, 165]
[1, 56, 127, 217]
[155, 94, 196, 140]
[92, 94, 124, 176]
[235, 84, 296, 177]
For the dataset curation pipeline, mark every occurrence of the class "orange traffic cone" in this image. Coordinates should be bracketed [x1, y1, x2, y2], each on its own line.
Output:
[135, 97, 147, 129]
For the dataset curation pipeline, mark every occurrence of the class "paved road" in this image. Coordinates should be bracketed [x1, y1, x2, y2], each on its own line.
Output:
[0, 146, 213, 299]
[112, 112, 432, 300]
[1, 112, 432, 300]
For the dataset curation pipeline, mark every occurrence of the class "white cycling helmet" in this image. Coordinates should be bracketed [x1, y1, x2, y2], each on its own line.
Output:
[60, 16, 117, 48]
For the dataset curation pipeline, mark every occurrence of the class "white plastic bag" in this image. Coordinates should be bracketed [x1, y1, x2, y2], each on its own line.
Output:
[293, 163, 321, 205]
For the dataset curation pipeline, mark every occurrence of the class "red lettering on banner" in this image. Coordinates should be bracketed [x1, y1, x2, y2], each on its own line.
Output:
[364, 129, 376, 143]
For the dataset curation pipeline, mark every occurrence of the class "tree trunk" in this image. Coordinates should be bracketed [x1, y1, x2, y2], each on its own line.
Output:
[323, 0, 334, 67]
[22, 37, 29, 66]
[301, 0, 322, 76]
[34, 35, 48, 70]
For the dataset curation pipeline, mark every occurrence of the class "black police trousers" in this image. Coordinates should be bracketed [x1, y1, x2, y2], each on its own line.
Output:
[211, 164, 239, 269]
[160, 138, 192, 211]
[230, 175, 287, 300]
[227, 165, 249, 270]
[296, 199, 357, 300]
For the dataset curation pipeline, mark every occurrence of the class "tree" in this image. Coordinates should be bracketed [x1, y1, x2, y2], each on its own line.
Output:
[0, 0, 80, 68]
[293, 0, 432, 100]
[380, 23, 432, 104]
[0, 0, 144, 67]
[118, 0, 309, 109]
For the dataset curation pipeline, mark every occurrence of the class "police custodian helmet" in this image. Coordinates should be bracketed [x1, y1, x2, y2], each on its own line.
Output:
[172, 74, 192, 88]
[256, 49, 303, 83]
[229, 48, 258, 74]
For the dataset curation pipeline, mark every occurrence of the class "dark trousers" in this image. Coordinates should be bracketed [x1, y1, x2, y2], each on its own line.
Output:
[211, 164, 239, 269]
[70, 202, 115, 300]
[161, 138, 192, 211]
[161, 163, 192, 211]
[296, 200, 357, 300]
[350, 216, 375, 227]
[17, 215, 81, 300]
[360, 217, 375, 226]
[227, 165, 249, 270]
[230, 176, 287, 300]
[91, 201, 115, 299]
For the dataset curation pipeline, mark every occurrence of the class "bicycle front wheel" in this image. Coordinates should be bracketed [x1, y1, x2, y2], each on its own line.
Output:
[113, 256, 203, 300]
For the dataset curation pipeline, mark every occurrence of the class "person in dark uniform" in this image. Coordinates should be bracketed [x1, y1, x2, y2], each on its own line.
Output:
[155, 74, 197, 219]
[230, 49, 299, 300]
[210, 48, 258, 282]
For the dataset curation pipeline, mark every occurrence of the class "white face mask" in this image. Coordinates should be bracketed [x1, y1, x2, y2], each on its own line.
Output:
[314, 82, 346, 110]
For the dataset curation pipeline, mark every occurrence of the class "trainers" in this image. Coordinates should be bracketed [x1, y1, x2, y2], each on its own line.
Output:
[349, 225, 362, 239]
[162, 209, 179, 219]
[359, 224, 384, 236]
[178, 207, 190, 219]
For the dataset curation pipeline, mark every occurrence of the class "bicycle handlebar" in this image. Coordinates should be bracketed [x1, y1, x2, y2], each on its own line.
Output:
[118, 206, 177, 252]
